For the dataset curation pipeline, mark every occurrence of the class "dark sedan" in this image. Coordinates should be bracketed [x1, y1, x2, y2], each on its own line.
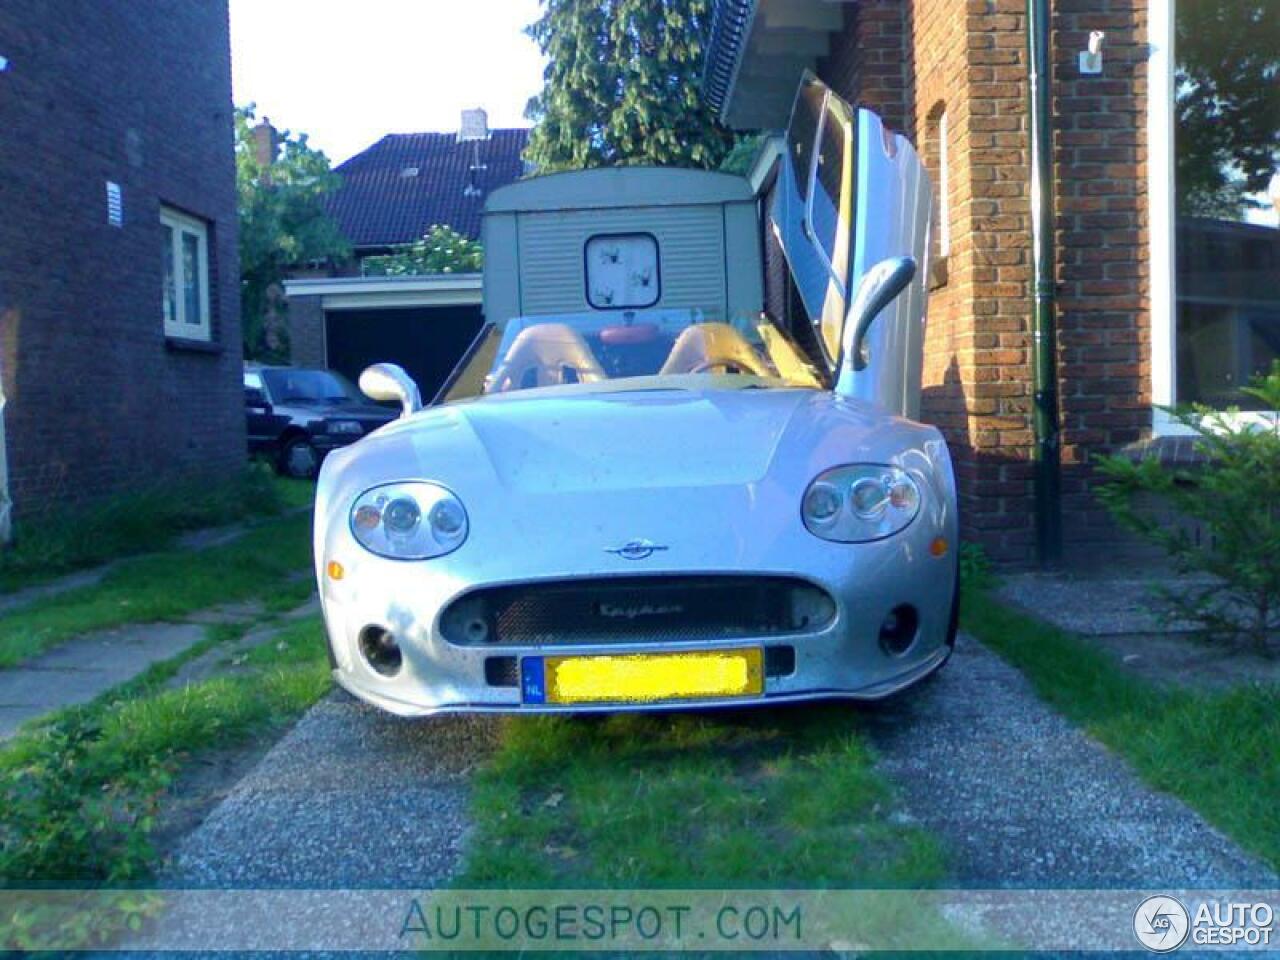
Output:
[244, 365, 397, 478]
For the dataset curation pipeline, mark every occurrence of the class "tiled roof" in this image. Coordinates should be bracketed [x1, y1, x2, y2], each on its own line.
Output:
[326, 128, 530, 248]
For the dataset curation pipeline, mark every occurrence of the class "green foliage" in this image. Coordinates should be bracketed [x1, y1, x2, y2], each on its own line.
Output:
[958, 542, 995, 592]
[361, 224, 484, 277]
[963, 589, 1280, 869]
[236, 104, 350, 361]
[1095, 363, 1280, 655]
[461, 707, 945, 890]
[718, 134, 766, 176]
[1175, 0, 1279, 217]
[0, 618, 330, 889]
[523, 0, 734, 172]
[0, 511, 314, 668]
[0, 466, 289, 592]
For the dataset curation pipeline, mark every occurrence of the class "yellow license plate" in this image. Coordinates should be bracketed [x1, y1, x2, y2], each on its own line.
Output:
[523, 649, 764, 705]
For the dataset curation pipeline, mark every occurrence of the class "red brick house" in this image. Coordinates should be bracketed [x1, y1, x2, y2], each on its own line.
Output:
[704, 0, 1279, 566]
[0, 2, 244, 532]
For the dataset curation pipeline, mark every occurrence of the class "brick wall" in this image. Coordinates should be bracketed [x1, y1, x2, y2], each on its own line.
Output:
[288, 296, 327, 369]
[0, 1, 244, 519]
[807, 0, 1151, 565]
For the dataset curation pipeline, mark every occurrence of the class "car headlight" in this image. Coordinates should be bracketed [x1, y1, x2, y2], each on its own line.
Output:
[327, 420, 363, 436]
[802, 464, 921, 542]
[349, 482, 469, 560]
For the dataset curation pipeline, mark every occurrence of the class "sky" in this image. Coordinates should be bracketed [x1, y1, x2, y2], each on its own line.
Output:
[229, 0, 547, 166]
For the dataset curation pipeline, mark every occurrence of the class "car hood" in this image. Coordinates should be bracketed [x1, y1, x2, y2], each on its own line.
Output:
[334, 383, 933, 496]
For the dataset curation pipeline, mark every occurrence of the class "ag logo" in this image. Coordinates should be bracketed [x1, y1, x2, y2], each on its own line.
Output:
[1134, 896, 1190, 952]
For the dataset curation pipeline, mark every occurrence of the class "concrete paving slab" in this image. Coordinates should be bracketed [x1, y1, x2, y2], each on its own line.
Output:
[0, 622, 206, 739]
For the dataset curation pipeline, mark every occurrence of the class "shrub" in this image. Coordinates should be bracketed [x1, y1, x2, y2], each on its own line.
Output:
[1095, 362, 1280, 655]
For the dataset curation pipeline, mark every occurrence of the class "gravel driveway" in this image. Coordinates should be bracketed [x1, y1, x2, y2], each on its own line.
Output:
[861, 634, 1277, 888]
[171, 691, 499, 888]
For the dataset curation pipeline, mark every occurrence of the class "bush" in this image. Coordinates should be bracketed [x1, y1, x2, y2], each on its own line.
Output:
[1095, 362, 1280, 655]
[0, 465, 285, 591]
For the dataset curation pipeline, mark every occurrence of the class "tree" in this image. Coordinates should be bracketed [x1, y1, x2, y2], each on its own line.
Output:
[236, 105, 350, 361]
[1175, 0, 1279, 218]
[361, 225, 484, 277]
[523, 0, 733, 172]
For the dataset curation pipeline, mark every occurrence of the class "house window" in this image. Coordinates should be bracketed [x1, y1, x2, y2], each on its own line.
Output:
[923, 102, 950, 288]
[585, 233, 661, 309]
[160, 207, 211, 341]
[1151, 0, 1279, 414]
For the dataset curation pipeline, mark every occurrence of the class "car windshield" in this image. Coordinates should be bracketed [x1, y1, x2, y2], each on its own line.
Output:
[443, 310, 825, 402]
[262, 369, 362, 405]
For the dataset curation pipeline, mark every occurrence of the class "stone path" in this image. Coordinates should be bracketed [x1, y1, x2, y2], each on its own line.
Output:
[0, 598, 324, 740]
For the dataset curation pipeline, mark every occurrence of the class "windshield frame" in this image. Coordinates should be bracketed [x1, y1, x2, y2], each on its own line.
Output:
[435, 310, 832, 406]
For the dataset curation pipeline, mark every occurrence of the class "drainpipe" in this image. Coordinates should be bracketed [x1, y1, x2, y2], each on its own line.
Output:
[1026, 0, 1062, 569]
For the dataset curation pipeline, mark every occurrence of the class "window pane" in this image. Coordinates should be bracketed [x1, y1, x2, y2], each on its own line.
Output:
[1174, 0, 1280, 408]
[810, 103, 852, 267]
[162, 225, 177, 326]
[182, 231, 202, 326]
[786, 78, 824, 205]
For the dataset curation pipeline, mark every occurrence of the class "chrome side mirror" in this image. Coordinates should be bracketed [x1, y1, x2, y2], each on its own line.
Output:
[846, 256, 917, 372]
[358, 363, 422, 418]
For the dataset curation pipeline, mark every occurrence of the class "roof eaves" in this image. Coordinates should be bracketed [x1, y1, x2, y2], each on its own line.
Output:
[703, 0, 760, 122]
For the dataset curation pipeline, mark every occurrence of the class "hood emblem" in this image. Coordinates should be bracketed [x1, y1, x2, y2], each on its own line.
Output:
[606, 539, 669, 561]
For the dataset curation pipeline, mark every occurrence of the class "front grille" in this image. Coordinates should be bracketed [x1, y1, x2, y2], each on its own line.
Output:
[442, 576, 835, 647]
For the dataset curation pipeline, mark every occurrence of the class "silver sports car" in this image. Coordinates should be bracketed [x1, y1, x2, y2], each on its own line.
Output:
[313, 76, 959, 715]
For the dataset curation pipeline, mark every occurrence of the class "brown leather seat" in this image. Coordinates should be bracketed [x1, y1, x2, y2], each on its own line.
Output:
[486, 323, 607, 393]
[658, 322, 771, 377]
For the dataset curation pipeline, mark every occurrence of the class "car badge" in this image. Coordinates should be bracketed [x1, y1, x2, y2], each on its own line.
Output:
[605, 539, 669, 561]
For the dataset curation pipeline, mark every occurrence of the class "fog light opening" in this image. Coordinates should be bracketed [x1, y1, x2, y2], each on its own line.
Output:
[359, 626, 403, 677]
[464, 617, 491, 644]
[879, 605, 919, 656]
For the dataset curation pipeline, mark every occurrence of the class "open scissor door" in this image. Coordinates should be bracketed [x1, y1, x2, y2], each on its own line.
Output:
[771, 73, 933, 418]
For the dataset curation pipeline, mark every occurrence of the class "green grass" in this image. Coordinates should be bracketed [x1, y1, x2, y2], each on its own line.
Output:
[0, 616, 331, 888]
[0, 468, 311, 593]
[0, 511, 315, 668]
[460, 707, 946, 891]
[963, 588, 1280, 870]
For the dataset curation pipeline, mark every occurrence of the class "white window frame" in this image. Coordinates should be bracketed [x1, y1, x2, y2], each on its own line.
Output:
[161, 206, 212, 342]
[1147, 0, 1277, 436]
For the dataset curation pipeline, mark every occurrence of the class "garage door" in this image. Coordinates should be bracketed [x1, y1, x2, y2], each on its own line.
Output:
[324, 305, 485, 404]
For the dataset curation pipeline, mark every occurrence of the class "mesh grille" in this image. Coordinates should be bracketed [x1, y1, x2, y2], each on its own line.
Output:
[442, 576, 835, 647]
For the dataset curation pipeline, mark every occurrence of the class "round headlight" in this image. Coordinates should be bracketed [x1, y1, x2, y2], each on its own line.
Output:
[850, 477, 888, 517]
[429, 499, 466, 542]
[383, 497, 422, 535]
[802, 465, 921, 543]
[802, 482, 842, 525]
[349, 482, 468, 560]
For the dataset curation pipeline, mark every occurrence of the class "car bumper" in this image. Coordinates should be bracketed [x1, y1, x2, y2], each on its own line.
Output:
[316, 516, 958, 716]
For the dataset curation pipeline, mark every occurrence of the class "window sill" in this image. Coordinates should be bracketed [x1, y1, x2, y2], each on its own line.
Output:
[165, 336, 221, 355]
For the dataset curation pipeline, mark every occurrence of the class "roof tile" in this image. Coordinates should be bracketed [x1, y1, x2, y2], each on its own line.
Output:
[327, 128, 530, 248]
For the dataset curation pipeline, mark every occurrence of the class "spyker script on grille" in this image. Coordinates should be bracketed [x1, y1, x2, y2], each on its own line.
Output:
[597, 603, 686, 620]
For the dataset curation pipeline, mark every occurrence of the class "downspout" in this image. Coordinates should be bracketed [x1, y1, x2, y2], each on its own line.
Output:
[1026, 0, 1062, 568]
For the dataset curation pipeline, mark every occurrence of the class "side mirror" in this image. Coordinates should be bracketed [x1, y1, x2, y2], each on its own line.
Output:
[358, 363, 422, 418]
[244, 387, 269, 409]
[845, 256, 916, 372]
